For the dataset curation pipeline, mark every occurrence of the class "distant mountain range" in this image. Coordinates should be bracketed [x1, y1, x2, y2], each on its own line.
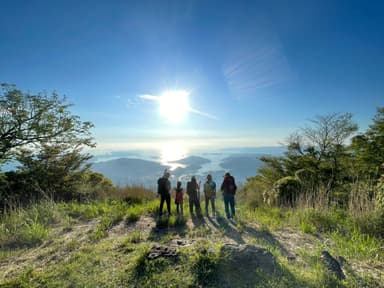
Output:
[91, 146, 286, 188]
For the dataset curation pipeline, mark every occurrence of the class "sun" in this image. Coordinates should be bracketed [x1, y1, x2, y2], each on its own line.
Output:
[159, 90, 190, 123]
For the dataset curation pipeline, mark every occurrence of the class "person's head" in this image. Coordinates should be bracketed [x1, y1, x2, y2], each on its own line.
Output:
[177, 181, 182, 187]
[207, 174, 212, 181]
[191, 176, 196, 182]
[224, 172, 231, 177]
[164, 171, 170, 178]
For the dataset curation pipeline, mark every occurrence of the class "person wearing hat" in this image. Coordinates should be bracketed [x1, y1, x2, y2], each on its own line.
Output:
[186, 176, 201, 216]
[157, 170, 172, 216]
[220, 172, 237, 219]
[203, 174, 216, 216]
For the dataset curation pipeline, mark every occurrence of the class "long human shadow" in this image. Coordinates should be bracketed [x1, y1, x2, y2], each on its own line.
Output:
[190, 213, 206, 228]
[241, 222, 290, 257]
[147, 215, 188, 242]
[208, 211, 245, 244]
[208, 210, 291, 256]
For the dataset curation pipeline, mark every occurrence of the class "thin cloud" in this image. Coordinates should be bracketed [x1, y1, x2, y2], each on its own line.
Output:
[138, 94, 159, 101]
[188, 107, 218, 120]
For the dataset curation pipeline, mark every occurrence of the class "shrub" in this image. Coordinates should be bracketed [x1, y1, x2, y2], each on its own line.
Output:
[274, 176, 302, 208]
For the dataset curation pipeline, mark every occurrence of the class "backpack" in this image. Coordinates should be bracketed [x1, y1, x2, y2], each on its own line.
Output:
[224, 176, 237, 195]
[187, 181, 199, 200]
[157, 177, 169, 195]
[204, 181, 215, 198]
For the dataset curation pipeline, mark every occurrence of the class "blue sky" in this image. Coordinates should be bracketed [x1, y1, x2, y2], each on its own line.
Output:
[1, 0, 383, 157]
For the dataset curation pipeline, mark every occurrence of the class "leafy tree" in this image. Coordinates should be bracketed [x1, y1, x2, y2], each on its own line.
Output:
[246, 113, 358, 208]
[15, 143, 93, 201]
[350, 107, 384, 180]
[0, 83, 94, 163]
[0, 84, 95, 206]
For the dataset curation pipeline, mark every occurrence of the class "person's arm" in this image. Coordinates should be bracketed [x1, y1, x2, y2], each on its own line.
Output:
[186, 182, 191, 196]
[157, 178, 161, 195]
[232, 177, 237, 191]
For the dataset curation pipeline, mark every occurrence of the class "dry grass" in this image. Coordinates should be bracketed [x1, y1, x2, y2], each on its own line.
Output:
[99, 186, 157, 203]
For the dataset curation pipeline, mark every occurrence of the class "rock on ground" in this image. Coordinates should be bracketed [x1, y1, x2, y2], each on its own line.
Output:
[217, 243, 276, 287]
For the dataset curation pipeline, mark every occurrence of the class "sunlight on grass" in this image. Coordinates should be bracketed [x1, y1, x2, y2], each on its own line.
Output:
[0, 202, 56, 248]
[1, 192, 383, 287]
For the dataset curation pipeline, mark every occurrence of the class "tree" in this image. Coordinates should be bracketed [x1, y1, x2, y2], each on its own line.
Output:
[288, 113, 357, 198]
[350, 107, 384, 180]
[302, 113, 358, 159]
[0, 83, 94, 164]
[0, 83, 95, 205]
[247, 113, 358, 208]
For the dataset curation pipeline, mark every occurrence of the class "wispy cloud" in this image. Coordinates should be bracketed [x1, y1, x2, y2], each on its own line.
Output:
[188, 107, 218, 120]
[223, 42, 292, 98]
[138, 94, 159, 101]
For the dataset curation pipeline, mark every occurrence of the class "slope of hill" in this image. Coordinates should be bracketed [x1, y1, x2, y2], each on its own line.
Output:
[92, 158, 168, 186]
[90, 152, 269, 186]
[0, 200, 382, 287]
[220, 154, 264, 181]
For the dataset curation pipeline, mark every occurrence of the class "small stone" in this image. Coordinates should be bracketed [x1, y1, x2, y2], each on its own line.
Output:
[320, 251, 345, 280]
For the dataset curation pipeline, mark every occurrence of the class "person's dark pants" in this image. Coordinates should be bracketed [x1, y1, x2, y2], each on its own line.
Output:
[223, 193, 235, 218]
[176, 202, 184, 214]
[189, 199, 201, 215]
[205, 197, 215, 215]
[159, 193, 171, 216]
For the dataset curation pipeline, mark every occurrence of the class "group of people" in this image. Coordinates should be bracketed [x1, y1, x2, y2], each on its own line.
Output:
[157, 171, 237, 219]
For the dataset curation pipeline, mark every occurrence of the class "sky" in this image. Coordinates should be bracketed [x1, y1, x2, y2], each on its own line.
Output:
[1, 0, 383, 159]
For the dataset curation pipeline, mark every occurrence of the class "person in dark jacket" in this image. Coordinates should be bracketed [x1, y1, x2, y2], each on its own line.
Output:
[174, 181, 184, 215]
[221, 172, 237, 219]
[157, 171, 171, 216]
[187, 176, 201, 216]
[203, 174, 216, 216]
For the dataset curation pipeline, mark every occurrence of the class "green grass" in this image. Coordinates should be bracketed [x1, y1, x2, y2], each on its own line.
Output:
[190, 243, 220, 287]
[1, 196, 383, 288]
[0, 202, 57, 248]
[238, 205, 290, 230]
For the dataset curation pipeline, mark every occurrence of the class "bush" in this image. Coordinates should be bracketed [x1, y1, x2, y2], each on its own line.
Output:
[274, 176, 302, 207]
[295, 208, 348, 234]
[352, 210, 384, 239]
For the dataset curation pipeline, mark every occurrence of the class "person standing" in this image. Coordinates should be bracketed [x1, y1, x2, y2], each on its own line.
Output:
[157, 171, 171, 217]
[203, 174, 216, 216]
[174, 181, 184, 215]
[186, 176, 201, 216]
[221, 172, 237, 219]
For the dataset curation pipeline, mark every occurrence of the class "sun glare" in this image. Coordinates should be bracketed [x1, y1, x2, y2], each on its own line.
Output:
[159, 90, 190, 123]
[160, 142, 188, 170]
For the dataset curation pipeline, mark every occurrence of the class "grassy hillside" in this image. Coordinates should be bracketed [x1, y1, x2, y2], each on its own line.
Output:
[0, 193, 383, 287]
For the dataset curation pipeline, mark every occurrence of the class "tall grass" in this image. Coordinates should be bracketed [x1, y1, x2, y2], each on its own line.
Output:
[104, 186, 157, 203]
[0, 201, 58, 248]
[0, 185, 159, 248]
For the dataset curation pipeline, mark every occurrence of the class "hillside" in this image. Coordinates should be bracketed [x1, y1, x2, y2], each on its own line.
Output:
[91, 153, 269, 187]
[92, 158, 168, 186]
[0, 200, 382, 287]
